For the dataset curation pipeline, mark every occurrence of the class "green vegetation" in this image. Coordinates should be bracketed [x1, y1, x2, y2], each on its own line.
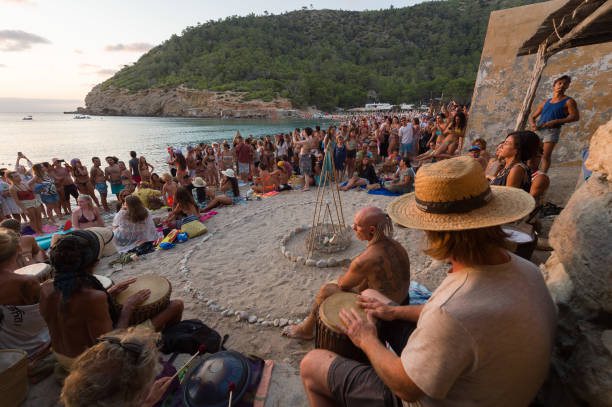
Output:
[103, 0, 541, 110]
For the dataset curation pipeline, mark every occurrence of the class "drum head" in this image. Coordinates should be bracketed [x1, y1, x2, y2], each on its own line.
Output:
[320, 292, 368, 333]
[115, 274, 170, 306]
[502, 226, 533, 243]
[94, 274, 113, 289]
[14, 263, 50, 276]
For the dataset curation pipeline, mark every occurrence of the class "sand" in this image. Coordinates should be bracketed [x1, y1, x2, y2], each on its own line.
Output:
[22, 164, 580, 407]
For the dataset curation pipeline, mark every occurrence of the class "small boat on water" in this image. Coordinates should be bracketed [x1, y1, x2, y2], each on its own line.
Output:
[22, 115, 33, 120]
[73, 115, 91, 119]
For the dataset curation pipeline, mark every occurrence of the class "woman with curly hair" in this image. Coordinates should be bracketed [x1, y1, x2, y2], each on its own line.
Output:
[61, 327, 173, 407]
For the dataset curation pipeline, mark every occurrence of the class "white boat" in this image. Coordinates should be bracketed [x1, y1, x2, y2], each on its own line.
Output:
[22, 115, 32, 120]
[364, 103, 393, 111]
[73, 115, 91, 119]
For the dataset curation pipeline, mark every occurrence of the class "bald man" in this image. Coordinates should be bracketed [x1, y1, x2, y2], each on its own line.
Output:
[282, 206, 411, 340]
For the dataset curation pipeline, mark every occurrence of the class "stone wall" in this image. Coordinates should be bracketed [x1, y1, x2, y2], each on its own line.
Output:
[467, 0, 612, 166]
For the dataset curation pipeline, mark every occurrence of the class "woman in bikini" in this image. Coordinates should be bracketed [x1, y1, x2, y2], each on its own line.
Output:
[416, 112, 467, 162]
[117, 161, 134, 192]
[71, 159, 100, 207]
[164, 187, 200, 228]
[345, 128, 358, 180]
[72, 194, 104, 230]
[8, 171, 44, 234]
[174, 153, 189, 187]
[201, 169, 241, 212]
[137, 156, 154, 183]
[253, 162, 279, 194]
[492, 131, 539, 193]
[204, 147, 218, 186]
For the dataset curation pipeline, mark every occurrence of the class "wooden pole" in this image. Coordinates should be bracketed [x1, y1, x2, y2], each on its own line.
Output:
[514, 42, 549, 131]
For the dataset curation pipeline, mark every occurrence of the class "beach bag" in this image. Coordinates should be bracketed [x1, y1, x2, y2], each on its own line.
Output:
[180, 220, 207, 238]
[160, 319, 227, 355]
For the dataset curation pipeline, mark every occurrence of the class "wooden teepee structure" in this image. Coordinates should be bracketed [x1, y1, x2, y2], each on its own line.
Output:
[306, 146, 347, 259]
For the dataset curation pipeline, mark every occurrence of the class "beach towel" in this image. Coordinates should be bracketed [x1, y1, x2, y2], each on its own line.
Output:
[339, 181, 366, 189]
[367, 188, 402, 197]
[200, 211, 218, 222]
[262, 191, 279, 197]
[408, 281, 432, 305]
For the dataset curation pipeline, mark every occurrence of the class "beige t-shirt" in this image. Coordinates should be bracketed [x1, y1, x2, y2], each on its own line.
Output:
[400, 252, 557, 407]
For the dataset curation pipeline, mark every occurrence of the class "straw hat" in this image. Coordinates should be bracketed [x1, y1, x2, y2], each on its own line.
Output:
[221, 169, 236, 178]
[387, 156, 534, 231]
[192, 177, 206, 187]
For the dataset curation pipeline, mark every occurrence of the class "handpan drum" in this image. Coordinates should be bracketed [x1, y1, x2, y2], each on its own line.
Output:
[315, 292, 374, 363]
[115, 274, 171, 325]
[503, 225, 537, 260]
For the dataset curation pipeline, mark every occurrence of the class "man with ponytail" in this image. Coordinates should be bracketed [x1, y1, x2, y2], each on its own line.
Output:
[282, 206, 411, 341]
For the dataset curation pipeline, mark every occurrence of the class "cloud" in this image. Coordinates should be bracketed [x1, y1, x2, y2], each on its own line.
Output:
[79, 63, 100, 69]
[96, 68, 117, 76]
[104, 42, 153, 53]
[0, 64, 7, 68]
[1, 0, 36, 4]
[0, 29, 50, 51]
[74, 49, 83, 54]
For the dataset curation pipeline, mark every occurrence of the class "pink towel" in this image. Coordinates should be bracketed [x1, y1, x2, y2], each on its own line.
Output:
[253, 360, 274, 407]
[200, 211, 218, 222]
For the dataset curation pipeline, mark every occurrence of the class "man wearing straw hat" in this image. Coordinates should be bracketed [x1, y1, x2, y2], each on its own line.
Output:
[300, 156, 557, 407]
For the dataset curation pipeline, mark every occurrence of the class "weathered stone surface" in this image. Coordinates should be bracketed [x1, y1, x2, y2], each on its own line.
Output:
[540, 252, 574, 306]
[305, 259, 316, 267]
[279, 318, 288, 327]
[549, 175, 612, 316]
[585, 120, 612, 177]
[83, 84, 293, 118]
[316, 260, 327, 268]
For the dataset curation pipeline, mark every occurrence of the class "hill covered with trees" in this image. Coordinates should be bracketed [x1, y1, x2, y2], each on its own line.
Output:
[101, 0, 542, 110]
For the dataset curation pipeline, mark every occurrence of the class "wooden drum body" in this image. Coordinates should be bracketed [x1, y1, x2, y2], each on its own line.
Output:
[14, 263, 52, 283]
[503, 225, 537, 260]
[115, 274, 171, 325]
[315, 292, 373, 363]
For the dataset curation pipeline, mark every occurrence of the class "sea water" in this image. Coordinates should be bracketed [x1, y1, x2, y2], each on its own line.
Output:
[0, 112, 331, 172]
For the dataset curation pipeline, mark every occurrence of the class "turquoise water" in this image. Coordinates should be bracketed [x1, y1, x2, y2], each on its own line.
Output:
[0, 113, 331, 172]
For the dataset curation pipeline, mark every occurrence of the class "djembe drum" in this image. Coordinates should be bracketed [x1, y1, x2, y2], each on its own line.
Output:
[503, 225, 537, 260]
[315, 292, 374, 363]
[14, 263, 52, 283]
[115, 274, 171, 325]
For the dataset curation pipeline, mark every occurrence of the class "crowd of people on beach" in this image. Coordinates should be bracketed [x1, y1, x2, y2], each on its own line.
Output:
[0, 75, 579, 406]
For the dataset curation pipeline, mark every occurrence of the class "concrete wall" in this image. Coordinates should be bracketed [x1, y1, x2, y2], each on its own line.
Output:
[467, 0, 612, 166]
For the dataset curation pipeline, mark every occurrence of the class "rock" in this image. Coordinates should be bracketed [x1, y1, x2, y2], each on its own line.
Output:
[257, 318, 263, 323]
[541, 253, 574, 306]
[327, 258, 338, 267]
[262, 321, 270, 327]
[248, 315, 257, 324]
[288, 320, 294, 325]
[235, 315, 241, 322]
[280, 246, 286, 255]
[210, 305, 220, 312]
[83, 84, 292, 118]
[279, 318, 288, 327]
[206, 300, 214, 306]
[316, 260, 328, 268]
[585, 120, 612, 177]
[273, 319, 280, 327]
[221, 310, 229, 317]
[296, 256, 304, 264]
[239, 311, 249, 320]
[305, 259, 316, 267]
[266, 314, 271, 319]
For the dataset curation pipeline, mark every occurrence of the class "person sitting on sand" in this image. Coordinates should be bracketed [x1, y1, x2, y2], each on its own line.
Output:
[72, 195, 104, 230]
[271, 161, 292, 191]
[191, 177, 215, 208]
[340, 157, 378, 191]
[150, 173, 164, 191]
[132, 181, 163, 210]
[201, 169, 241, 212]
[164, 187, 200, 228]
[300, 156, 556, 407]
[60, 327, 174, 407]
[0, 219, 48, 269]
[253, 162, 279, 194]
[113, 195, 158, 253]
[161, 173, 178, 208]
[468, 145, 488, 169]
[39, 230, 183, 372]
[282, 206, 411, 340]
[484, 142, 505, 182]
[0, 228, 50, 356]
[383, 157, 415, 195]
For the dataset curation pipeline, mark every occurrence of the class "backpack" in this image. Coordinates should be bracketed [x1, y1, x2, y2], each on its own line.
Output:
[160, 319, 228, 354]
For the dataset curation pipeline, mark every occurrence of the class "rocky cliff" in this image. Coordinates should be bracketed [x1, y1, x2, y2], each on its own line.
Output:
[81, 85, 293, 118]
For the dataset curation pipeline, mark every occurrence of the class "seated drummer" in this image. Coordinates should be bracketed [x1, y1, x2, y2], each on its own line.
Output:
[39, 230, 183, 372]
[0, 228, 50, 356]
[282, 206, 411, 340]
[0, 218, 48, 270]
[300, 157, 557, 407]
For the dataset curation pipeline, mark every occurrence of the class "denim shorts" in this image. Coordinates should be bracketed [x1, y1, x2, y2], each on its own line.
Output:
[400, 142, 413, 155]
[538, 127, 561, 144]
[40, 194, 59, 204]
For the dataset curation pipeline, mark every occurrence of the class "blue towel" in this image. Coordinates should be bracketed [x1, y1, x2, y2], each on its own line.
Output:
[408, 281, 432, 305]
[367, 188, 402, 196]
[340, 181, 366, 189]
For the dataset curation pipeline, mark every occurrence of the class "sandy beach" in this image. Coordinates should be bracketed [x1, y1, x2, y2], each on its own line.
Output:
[23, 164, 580, 407]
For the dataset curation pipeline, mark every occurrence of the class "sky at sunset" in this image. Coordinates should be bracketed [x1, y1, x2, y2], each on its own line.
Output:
[0, 0, 422, 111]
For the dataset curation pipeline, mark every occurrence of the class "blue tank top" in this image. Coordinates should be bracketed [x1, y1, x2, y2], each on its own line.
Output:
[538, 97, 569, 126]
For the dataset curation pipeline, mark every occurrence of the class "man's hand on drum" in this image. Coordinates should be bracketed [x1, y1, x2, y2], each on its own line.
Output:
[357, 296, 395, 321]
[107, 277, 137, 296]
[123, 289, 151, 311]
[338, 308, 377, 349]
